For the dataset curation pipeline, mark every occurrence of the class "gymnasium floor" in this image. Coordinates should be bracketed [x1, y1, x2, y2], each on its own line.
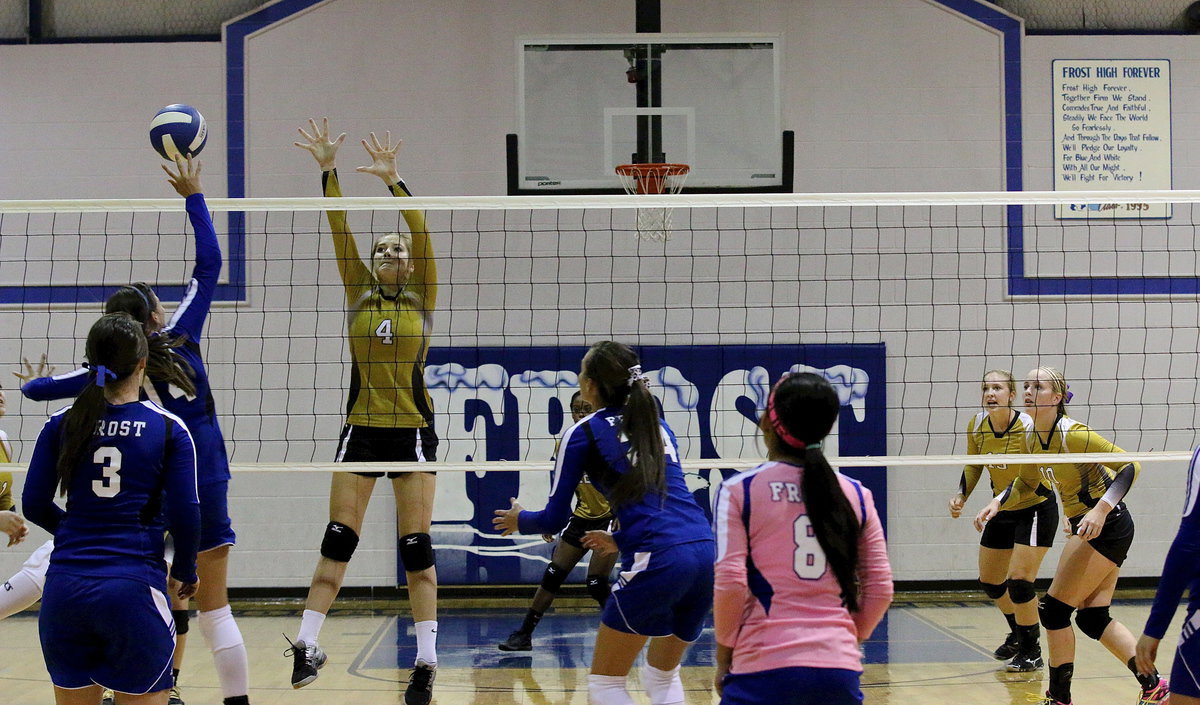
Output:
[0, 598, 1175, 703]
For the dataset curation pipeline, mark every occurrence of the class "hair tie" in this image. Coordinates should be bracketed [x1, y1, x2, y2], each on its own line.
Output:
[627, 364, 649, 388]
[1064, 384, 1073, 404]
[83, 362, 119, 388]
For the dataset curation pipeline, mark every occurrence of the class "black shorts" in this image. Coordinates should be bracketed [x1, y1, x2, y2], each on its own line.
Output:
[335, 424, 438, 478]
[560, 515, 613, 549]
[980, 499, 1058, 550]
[1068, 502, 1135, 567]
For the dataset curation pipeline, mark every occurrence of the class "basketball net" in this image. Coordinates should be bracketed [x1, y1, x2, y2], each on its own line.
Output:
[615, 163, 690, 241]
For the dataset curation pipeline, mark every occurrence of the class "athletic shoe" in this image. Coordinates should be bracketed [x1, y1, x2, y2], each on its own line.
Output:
[1006, 651, 1045, 672]
[1028, 691, 1071, 705]
[994, 632, 1021, 660]
[498, 630, 533, 651]
[405, 659, 437, 705]
[168, 686, 185, 705]
[101, 690, 115, 705]
[284, 636, 327, 689]
[1138, 678, 1170, 705]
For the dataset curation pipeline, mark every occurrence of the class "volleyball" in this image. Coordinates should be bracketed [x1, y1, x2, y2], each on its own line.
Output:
[149, 104, 207, 161]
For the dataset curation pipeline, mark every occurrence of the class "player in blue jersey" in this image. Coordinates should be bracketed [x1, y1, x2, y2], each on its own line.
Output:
[22, 312, 201, 705]
[20, 156, 251, 705]
[494, 341, 715, 705]
[1136, 445, 1200, 704]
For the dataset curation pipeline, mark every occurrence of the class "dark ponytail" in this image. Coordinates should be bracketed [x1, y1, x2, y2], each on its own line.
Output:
[106, 283, 196, 397]
[768, 373, 862, 612]
[56, 313, 149, 495]
[583, 341, 665, 508]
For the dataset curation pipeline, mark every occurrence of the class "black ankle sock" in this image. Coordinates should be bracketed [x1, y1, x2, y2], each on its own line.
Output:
[172, 669, 180, 687]
[519, 609, 543, 635]
[1049, 663, 1074, 703]
[1004, 612, 1019, 634]
[1128, 657, 1160, 691]
[1017, 624, 1041, 652]
[223, 697, 250, 705]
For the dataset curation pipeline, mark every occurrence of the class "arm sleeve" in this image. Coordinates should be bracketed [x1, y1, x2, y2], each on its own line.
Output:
[21, 417, 66, 534]
[712, 479, 749, 648]
[518, 424, 589, 535]
[853, 486, 894, 640]
[164, 422, 201, 584]
[1067, 429, 1141, 504]
[388, 180, 437, 312]
[1099, 463, 1137, 507]
[21, 368, 90, 402]
[322, 170, 374, 301]
[959, 420, 983, 497]
[163, 193, 221, 342]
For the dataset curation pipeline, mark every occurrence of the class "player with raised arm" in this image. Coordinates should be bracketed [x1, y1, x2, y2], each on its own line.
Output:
[1135, 444, 1200, 704]
[977, 367, 1168, 705]
[19, 157, 250, 705]
[22, 312, 201, 705]
[494, 341, 714, 705]
[950, 370, 1055, 672]
[498, 392, 617, 651]
[288, 119, 440, 705]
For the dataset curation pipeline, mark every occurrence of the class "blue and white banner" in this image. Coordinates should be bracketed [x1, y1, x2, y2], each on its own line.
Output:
[417, 343, 886, 584]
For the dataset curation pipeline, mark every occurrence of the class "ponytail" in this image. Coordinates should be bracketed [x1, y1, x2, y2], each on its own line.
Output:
[106, 284, 196, 397]
[768, 372, 861, 611]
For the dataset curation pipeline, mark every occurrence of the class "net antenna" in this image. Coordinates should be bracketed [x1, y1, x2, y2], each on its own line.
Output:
[615, 163, 690, 241]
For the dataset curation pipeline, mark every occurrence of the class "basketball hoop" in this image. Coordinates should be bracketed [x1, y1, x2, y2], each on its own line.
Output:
[615, 163, 690, 241]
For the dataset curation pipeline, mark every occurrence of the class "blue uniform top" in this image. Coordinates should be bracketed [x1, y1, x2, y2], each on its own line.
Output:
[1144, 445, 1200, 639]
[22, 193, 229, 485]
[22, 400, 201, 589]
[519, 406, 713, 557]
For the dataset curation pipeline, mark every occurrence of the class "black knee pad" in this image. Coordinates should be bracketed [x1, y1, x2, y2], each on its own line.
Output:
[980, 580, 1007, 600]
[586, 575, 610, 607]
[539, 562, 570, 594]
[1006, 578, 1037, 605]
[172, 609, 190, 635]
[399, 532, 435, 572]
[321, 521, 360, 563]
[1075, 606, 1112, 641]
[1038, 594, 1075, 631]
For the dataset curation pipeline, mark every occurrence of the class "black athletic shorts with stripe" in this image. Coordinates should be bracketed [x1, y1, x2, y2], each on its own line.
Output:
[335, 424, 438, 477]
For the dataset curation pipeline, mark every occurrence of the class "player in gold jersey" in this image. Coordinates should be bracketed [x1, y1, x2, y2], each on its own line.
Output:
[498, 393, 617, 651]
[289, 119, 439, 705]
[978, 367, 1168, 705]
[951, 370, 1055, 672]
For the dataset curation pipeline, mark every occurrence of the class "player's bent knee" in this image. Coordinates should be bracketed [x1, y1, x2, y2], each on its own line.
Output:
[173, 609, 190, 635]
[586, 575, 610, 606]
[1006, 578, 1037, 605]
[399, 532, 435, 572]
[539, 562, 570, 594]
[980, 580, 1007, 600]
[1038, 594, 1075, 631]
[1075, 606, 1112, 641]
[321, 521, 360, 563]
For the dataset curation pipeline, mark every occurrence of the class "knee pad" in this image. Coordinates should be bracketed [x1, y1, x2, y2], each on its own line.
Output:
[198, 605, 245, 653]
[399, 533, 435, 572]
[586, 574, 610, 607]
[1038, 594, 1075, 631]
[1006, 578, 1037, 605]
[640, 663, 684, 705]
[320, 521, 360, 563]
[587, 674, 632, 705]
[980, 580, 1007, 600]
[1075, 606, 1112, 641]
[172, 609, 191, 635]
[539, 562, 570, 594]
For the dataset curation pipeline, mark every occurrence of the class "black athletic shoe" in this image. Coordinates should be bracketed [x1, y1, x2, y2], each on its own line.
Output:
[1006, 651, 1044, 672]
[405, 659, 437, 705]
[993, 632, 1021, 660]
[285, 636, 327, 689]
[498, 630, 533, 651]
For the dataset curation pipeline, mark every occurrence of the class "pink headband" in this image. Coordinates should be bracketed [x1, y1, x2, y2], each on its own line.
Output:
[767, 378, 807, 450]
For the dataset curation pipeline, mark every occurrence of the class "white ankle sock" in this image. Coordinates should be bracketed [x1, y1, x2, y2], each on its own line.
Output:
[297, 609, 326, 645]
[641, 663, 684, 705]
[198, 605, 249, 698]
[415, 620, 438, 665]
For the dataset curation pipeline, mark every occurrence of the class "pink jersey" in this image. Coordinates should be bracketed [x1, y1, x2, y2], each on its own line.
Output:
[713, 461, 893, 674]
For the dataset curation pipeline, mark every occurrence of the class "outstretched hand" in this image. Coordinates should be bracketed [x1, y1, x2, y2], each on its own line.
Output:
[13, 354, 54, 384]
[355, 131, 402, 185]
[492, 497, 524, 536]
[161, 155, 202, 197]
[294, 117, 346, 171]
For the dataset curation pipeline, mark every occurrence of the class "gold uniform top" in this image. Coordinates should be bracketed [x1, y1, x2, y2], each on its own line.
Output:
[961, 410, 1051, 511]
[324, 170, 437, 428]
[0, 430, 11, 511]
[1026, 415, 1140, 519]
[552, 438, 613, 520]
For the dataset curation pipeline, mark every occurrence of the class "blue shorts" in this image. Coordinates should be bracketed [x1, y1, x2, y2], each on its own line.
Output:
[722, 666, 863, 705]
[40, 573, 176, 694]
[603, 539, 714, 641]
[1171, 609, 1200, 698]
[199, 479, 236, 552]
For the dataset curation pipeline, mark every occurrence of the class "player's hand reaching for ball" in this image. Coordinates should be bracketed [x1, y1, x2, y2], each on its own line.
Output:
[492, 497, 524, 536]
[356, 131, 402, 185]
[162, 155, 202, 197]
[294, 117, 346, 171]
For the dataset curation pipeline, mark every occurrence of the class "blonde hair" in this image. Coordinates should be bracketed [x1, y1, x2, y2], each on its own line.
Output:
[981, 369, 1016, 401]
[1032, 366, 1069, 416]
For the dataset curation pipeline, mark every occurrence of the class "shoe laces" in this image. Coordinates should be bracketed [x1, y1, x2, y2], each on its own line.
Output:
[283, 633, 316, 660]
[409, 662, 435, 689]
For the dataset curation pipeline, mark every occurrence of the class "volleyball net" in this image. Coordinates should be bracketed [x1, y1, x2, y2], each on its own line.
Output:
[2, 190, 1197, 582]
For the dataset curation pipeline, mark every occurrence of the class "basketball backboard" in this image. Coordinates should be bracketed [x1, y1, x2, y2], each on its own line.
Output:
[509, 35, 790, 194]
